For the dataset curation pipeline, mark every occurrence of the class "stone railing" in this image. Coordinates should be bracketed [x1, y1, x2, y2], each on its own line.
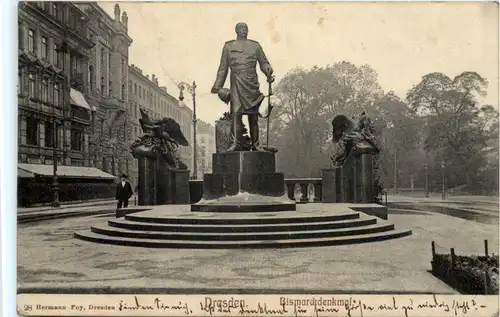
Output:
[188, 178, 323, 204]
[285, 178, 322, 203]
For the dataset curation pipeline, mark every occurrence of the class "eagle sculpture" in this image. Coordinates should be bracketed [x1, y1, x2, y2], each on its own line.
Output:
[130, 109, 189, 169]
[330, 112, 379, 167]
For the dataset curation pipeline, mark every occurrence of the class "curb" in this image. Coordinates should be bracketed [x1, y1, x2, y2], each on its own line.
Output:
[18, 206, 117, 224]
[18, 200, 116, 213]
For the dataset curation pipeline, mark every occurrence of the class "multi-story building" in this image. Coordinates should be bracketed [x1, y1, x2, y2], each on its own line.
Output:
[196, 120, 215, 177]
[128, 65, 193, 185]
[74, 3, 133, 176]
[18, 2, 95, 166]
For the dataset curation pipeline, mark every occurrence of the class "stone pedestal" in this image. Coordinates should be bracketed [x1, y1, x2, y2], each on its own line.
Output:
[138, 156, 156, 206]
[215, 120, 232, 153]
[360, 153, 374, 203]
[192, 151, 295, 212]
[137, 156, 190, 206]
[321, 153, 374, 203]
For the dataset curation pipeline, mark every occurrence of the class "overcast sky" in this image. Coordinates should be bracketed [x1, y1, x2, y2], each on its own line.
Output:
[100, 1, 499, 125]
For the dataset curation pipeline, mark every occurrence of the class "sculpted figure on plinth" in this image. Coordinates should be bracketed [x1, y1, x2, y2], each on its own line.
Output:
[211, 22, 275, 152]
[130, 109, 189, 169]
[330, 112, 380, 167]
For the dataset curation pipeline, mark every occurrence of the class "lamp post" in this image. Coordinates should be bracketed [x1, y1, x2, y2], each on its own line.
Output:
[441, 160, 446, 200]
[178, 81, 197, 179]
[52, 40, 71, 208]
[52, 117, 61, 208]
[424, 163, 429, 198]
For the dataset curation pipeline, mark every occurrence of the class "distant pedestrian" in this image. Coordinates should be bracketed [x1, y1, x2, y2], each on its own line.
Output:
[116, 173, 133, 209]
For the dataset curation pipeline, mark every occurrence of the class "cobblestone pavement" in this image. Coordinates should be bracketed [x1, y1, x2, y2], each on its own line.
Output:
[17, 205, 499, 293]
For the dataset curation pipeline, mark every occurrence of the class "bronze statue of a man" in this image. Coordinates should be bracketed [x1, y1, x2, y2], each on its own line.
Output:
[211, 22, 274, 151]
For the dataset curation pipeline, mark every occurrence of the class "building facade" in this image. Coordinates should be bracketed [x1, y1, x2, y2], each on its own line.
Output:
[18, 2, 95, 166]
[128, 65, 193, 185]
[196, 120, 215, 177]
[74, 3, 133, 176]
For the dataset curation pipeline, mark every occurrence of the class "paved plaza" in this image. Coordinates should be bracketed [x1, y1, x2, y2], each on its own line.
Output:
[17, 198, 499, 294]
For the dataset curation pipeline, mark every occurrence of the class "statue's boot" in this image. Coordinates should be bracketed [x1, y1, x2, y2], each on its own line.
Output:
[249, 114, 264, 151]
[227, 113, 243, 151]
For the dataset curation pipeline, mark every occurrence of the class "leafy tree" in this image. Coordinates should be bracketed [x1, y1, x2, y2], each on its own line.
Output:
[269, 62, 383, 177]
[407, 72, 495, 190]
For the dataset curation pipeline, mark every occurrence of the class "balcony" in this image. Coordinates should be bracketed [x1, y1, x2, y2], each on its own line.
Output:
[102, 96, 126, 111]
[70, 71, 84, 90]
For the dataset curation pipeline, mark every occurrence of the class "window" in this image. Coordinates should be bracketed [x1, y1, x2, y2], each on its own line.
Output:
[139, 86, 142, 98]
[100, 48, 105, 66]
[108, 80, 112, 96]
[41, 36, 47, 59]
[28, 29, 34, 53]
[100, 76, 104, 95]
[45, 121, 55, 148]
[26, 117, 38, 146]
[108, 125, 113, 138]
[121, 84, 125, 99]
[121, 59, 125, 74]
[88, 66, 94, 90]
[53, 83, 60, 106]
[108, 52, 112, 72]
[54, 44, 61, 66]
[134, 83, 137, 95]
[18, 72, 22, 95]
[71, 56, 78, 74]
[52, 3, 58, 19]
[18, 24, 23, 49]
[28, 73, 35, 98]
[100, 118, 104, 136]
[70, 124, 84, 151]
[41, 78, 49, 102]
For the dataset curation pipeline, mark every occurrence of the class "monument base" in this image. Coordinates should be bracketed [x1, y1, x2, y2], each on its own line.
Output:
[192, 151, 295, 212]
[192, 192, 296, 212]
[322, 152, 375, 203]
[137, 156, 190, 206]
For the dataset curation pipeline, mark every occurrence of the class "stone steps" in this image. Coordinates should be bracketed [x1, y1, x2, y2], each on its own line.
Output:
[90, 223, 396, 241]
[74, 204, 412, 249]
[74, 229, 412, 249]
[123, 207, 360, 225]
[108, 217, 376, 233]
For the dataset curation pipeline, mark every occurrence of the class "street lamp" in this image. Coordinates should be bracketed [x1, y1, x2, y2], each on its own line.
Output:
[178, 81, 197, 179]
[441, 160, 446, 200]
[424, 163, 429, 198]
[52, 118, 62, 208]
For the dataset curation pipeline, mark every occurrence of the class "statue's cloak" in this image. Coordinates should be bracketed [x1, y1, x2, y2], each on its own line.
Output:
[212, 39, 271, 115]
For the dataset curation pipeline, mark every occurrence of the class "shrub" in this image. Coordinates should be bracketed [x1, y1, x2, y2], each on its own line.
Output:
[432, 253, 499, 294]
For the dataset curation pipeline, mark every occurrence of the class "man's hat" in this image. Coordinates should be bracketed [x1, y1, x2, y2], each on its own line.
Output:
[120, 173, 128, 178]
[218, 88, 231, 104]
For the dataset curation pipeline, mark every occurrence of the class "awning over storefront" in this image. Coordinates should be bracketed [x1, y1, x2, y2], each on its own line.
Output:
[18, 168, 35, 178]
[18, 163, 116, 180]
[70, 88, 95, 111]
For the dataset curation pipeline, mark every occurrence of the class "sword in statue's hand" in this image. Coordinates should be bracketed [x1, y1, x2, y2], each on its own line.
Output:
[266, 75, 275, 149]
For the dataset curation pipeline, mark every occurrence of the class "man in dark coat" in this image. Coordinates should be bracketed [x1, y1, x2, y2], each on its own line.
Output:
[211, 22, 274, 151]
[116, 173, 133, 209]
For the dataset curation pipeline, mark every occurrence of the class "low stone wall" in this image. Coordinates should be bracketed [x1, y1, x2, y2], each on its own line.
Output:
[17, 178, 116, 207]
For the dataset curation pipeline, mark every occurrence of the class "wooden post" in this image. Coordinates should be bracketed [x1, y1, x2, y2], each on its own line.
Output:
[431, 241, 436, 274]
[450, 248, 456, 278]
[484, 270, 489, 295]
[484, 240, 489, 257]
